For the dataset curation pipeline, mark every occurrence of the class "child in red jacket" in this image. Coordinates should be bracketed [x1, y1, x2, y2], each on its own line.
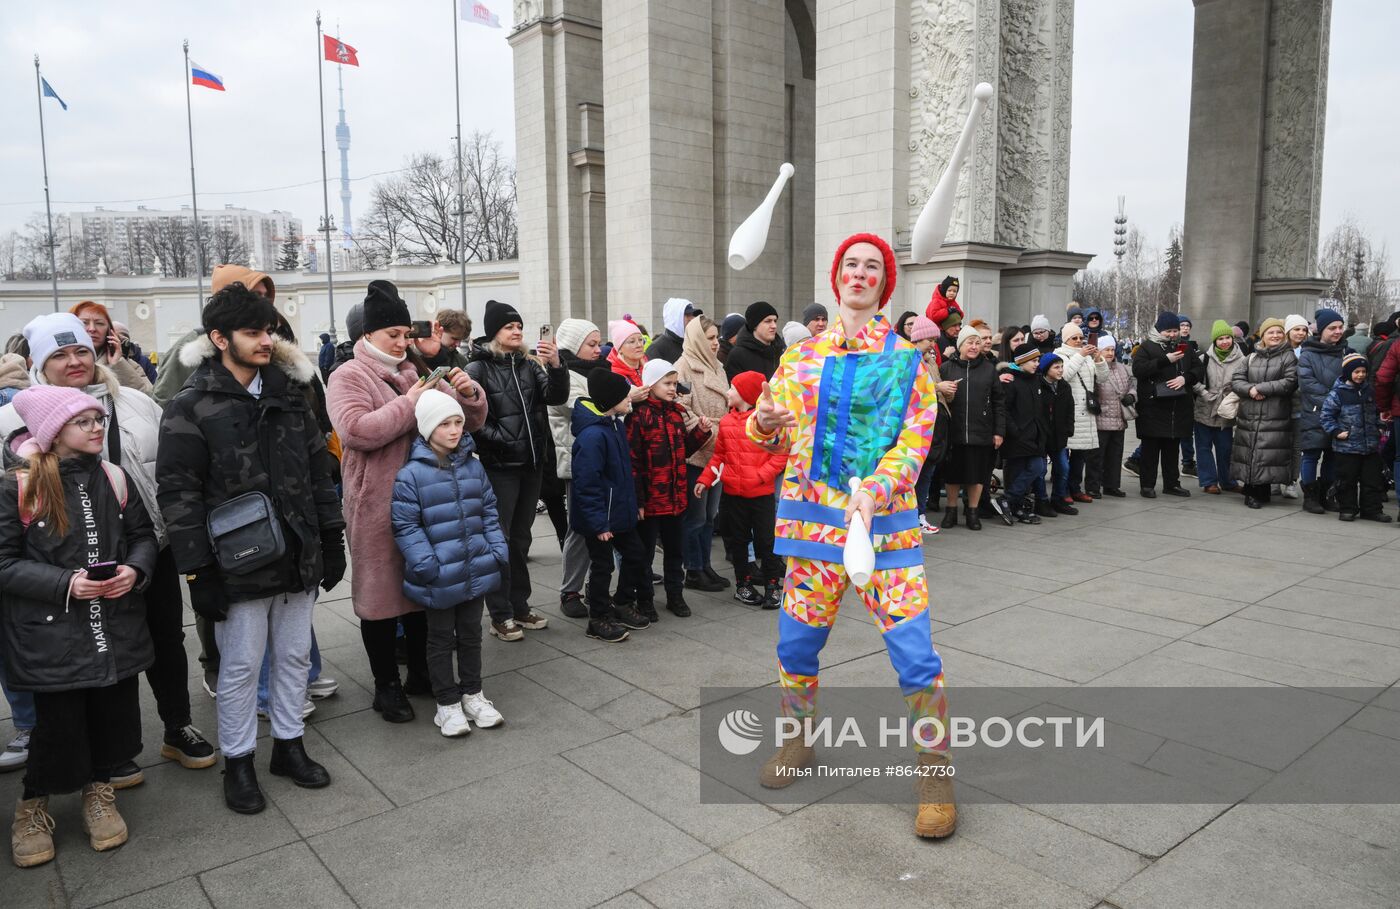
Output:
[697, 371, 788, 609]
[620, 359, 712, 619]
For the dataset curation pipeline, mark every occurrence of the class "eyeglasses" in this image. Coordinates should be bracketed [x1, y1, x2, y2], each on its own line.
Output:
[66, 415, 108, 432]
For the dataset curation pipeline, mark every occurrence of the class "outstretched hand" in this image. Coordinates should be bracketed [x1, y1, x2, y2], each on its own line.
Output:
[755, 382, 796, 433]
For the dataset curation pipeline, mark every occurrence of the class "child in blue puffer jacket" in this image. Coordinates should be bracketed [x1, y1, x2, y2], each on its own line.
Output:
[391, 390, 511, 737]
[1321, 352, 1393, 523]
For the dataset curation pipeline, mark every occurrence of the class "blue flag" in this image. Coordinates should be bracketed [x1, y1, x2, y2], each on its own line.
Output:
[41, 77, 67, 111]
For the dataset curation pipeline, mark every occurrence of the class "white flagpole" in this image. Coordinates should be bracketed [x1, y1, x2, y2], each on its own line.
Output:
[452, 0, 467, 313]
[183, 40, 205, 307]
[34, 55, 60, 311]
[316, 12, 339, 342]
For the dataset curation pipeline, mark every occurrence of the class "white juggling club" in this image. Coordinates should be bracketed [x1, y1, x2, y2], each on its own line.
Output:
[910, 81, 994, 263]
[727, 162, 795, 271]
[844, 477, 876, 588]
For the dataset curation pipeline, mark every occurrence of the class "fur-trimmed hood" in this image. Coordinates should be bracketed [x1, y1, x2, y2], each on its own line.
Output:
[178, 334, 316, 385]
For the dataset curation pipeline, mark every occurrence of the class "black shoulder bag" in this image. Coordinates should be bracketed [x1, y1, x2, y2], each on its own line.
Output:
[205, 405, 286, 576]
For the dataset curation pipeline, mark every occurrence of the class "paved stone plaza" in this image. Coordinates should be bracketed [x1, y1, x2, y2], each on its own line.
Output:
[3, 490, 1398, 908]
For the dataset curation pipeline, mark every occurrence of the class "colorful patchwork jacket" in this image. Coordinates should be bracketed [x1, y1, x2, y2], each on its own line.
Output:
[747, 312, 937, 570]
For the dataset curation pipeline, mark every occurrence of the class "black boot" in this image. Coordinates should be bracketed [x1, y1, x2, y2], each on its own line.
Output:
[666, 593, 692, 618]
[223, 753, 266, 814]
[1035, 499, 1058, 518]
[585, 601, 629, 643]
[270, 736, 331, 789]
[1322, 483, 1340, 513]
[684, 569, 725, 592]
[963, 504, 983, 531]
[940, 506, 958, 529]
[1301, 482, 1325, 515]
[702, 566, 732, 589]
[372, 680, 415, 723]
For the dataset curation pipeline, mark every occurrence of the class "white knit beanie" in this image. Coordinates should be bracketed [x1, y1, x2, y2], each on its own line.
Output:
[956, 324, 982, 351]
[1097, 333, 1117, 351]
[641, 358, 677, 387]
[23, 312, 95, 372]
[555, 318, 599, 358]
[1061, 321, 1083, 342]
[1284, 314, 1309, 334]
[415, 388, 464, 441]
[1030, 314, 1052, 333]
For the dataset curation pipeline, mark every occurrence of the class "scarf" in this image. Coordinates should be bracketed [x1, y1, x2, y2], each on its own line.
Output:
[681, 317, 722, 376]
[363, 338, 407, 367]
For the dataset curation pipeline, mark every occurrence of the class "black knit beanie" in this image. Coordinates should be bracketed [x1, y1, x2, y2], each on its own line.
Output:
[745, 300, 778, 332]
[588, 368, 631, 413]
[362, 281, 411, 334]
[483, 300, 523, 340]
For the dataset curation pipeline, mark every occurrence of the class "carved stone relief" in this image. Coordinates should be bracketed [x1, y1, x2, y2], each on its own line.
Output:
[1256, 0, 1330, 279]
[996, 0, 1051, 249]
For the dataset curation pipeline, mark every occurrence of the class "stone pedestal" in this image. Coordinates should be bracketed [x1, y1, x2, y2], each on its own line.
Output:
[1181, 0, 1332, 328]
[998, 249, 1093, 328]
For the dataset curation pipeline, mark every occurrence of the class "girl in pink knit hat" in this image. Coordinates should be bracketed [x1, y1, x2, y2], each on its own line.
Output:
[1, 385, 159, 868]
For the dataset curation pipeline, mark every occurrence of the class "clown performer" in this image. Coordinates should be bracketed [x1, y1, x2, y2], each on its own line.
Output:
[748, 233, 955, 839]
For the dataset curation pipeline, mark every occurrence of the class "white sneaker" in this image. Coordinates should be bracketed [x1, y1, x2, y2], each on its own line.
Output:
[307, 677, 340, 699]
[434, 703, 472, 737]
[257, 699, 316, 721]
[1282, 482, 1302, 500]
[462, 692, 504, 728]
[0, 730, 30, 772]
[919, 515, 940, 536]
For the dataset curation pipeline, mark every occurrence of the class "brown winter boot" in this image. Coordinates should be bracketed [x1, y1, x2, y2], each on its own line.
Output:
[12, 797, 56, 868]
[914, 751, 958, 839]
[80, 782, 128, 852]
[759, 718, 815, 789]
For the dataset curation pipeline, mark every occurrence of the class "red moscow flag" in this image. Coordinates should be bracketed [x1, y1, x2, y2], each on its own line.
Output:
[323, 35, 359, 66]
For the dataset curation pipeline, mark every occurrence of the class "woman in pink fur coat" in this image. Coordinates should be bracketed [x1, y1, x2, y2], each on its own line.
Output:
[326, 282, 486, 723]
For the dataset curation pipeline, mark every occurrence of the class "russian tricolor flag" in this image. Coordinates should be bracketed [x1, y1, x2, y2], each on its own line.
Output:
[190, 62, 225, 91]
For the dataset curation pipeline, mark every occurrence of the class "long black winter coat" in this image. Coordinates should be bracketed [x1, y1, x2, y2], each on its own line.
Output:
[1002, 368, 1051, 458]
[1048, 378, 1075, 452]
[0, 455, 158, 692]
[1296, 338, 1346, 451]
[723, 328, 782, 382]
[1132, 338, 1201, 439]
[1230, 342, 1298, 486]
[941, 354, 1007, 447]
[157, 358, 345, 600]
[466, 342, 570, 471]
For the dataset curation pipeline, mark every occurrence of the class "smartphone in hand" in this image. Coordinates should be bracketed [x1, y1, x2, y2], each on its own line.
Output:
[85, 561, 119, 582]
[421, 365, 451, 387]
[539, 324, 553, 344]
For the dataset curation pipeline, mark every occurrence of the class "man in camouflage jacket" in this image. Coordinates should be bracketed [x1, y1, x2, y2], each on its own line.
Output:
[156, 283, 345, 815]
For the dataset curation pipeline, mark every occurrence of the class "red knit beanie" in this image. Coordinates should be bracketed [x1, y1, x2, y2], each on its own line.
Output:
[731, 371, 766, 407]
[829, 233, 898, 309]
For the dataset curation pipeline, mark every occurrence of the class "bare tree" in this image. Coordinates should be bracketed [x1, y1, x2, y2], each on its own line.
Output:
[124, 220, 151, 275]
[210, 226, 250, 267]
[359, 130, 518, 265]
[0, 231, 19, 280]
[1319, 216, 1394, 327]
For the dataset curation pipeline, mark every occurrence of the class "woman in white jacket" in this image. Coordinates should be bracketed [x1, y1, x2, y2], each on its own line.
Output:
[1055, 322, 1110, 503]
[548, 319, 603, 618]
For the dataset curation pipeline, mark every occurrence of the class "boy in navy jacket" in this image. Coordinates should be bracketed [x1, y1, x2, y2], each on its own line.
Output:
[1321, 352, 1393, 522]
[570, 369, 654, 642]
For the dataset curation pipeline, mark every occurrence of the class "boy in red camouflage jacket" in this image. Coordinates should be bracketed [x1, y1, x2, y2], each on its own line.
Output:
[619, 359, 712, 619]
[697, 371, 788, 609]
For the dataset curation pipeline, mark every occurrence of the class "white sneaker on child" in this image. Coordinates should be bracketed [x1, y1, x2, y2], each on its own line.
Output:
[461, 692, 503, 728]
[919, 515, 940, 536]
[434, 703, 472, 737]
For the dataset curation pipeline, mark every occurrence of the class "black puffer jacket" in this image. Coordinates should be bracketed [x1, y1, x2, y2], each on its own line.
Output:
[1002, 368, 1051, 458]
[0, 455, 158, 692]
[724, 328, 782, 382]
[1048, 377, 1075, 451]
[645, 330, 684, 366]
[1132, 337, 1201, 439]
[466, 341, 570, 471]
[941, 354, 1007, 447]
[157, 357, 345, 600]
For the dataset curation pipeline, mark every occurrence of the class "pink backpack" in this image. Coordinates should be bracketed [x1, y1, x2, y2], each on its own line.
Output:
[16, 461, 128, 529]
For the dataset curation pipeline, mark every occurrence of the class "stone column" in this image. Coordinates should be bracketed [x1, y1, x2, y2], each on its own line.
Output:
[509, 1, 604, 329]
[602, 0, 714, 328]
[1182, 0, 1332, 328]
[570, 103, 608, 327]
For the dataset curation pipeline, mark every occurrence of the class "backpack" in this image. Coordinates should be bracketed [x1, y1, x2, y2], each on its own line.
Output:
[16, 461, 128, 529]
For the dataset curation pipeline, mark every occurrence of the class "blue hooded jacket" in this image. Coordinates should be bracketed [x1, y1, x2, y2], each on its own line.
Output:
[569, 398, 639, 535]
[1320, 374, 1382, 455]
[391, 434, 508, 609]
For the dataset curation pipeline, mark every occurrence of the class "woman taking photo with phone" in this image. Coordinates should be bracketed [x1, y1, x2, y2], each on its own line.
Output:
[465, 301, 571, 642]
[327, 281, 486, 724]
[1, 386, 158, 867]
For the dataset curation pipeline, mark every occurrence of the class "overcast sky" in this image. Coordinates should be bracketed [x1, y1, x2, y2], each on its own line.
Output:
[2, 0, 1395, 272]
